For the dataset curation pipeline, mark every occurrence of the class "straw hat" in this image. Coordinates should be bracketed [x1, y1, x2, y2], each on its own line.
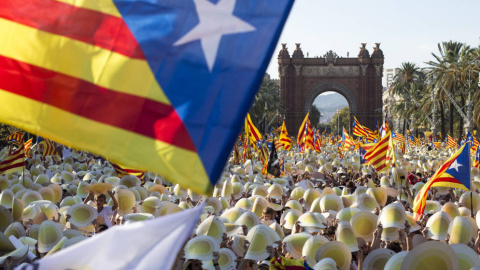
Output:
[401, 241, 458, 270]
[459, 191, 480, 213]
[66, 204, 98, 228]
[350, 211, 378, 242]
[234, 211, 260, 231]
[363, 248, 395, 270]
[221, 207, 244, 223]
[315, 241, 351, 270]
[0, 189, 14, 210]
[298, 212, 326, 232]
[448, 216, 474, 245]
[280, 209, 302, 230]
[426, 211, 451, 240]
[85, 183, 113, 195]
[380, 202, 406, 228]
[203, 248, 236, 270]
[302, 235, 330, 266]
[356, 193, 379, 212]
[336, 221, 358, 252]
[381, 227, 399, 242]
[4, 222, 26, 239]
[184, 236, 218, 261]
[244, 225, 270, 261]
[314, 258, 337, 270]
[320, 194, 344, 212]
[0, 205, 13, 232]
[115, 189, 136, 216]
[37, 220, 64, 253]
[21, 190, 43, 205]
[283, 233, 312, 259]
[336, 208, 362, 223]
[383, 251, 408, 270]
[196, 216, 226, 245]
[450, 243, 480, 270]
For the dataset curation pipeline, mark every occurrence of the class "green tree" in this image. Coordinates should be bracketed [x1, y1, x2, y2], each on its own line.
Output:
[248, 77, 284, 134]
[330, 107, 349, 135]
[310, 105, 321, 128]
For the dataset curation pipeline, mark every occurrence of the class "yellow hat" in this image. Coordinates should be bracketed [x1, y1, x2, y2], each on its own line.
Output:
[285, 200, 303, 212]
[383, 251, 408, 270]
[356, 193, 379, 212]
[21, 190, 43, 205]
[283, 233, 312, 259]
[11, 198, 23, 222]
[205, 197, 222, 215]
[27, 224, 40, 240]
[290, 187, 306, 201]
[231, 182, 244, 200]
[426, 211, 451, 240]
[315, 241, 351, 270]
[302, 235, 329, 266]
[401, 241, 458, 270]
[0, 245, 29, 266]
[336, 207, 362, 223]
[380, 202, 406, 228]
[313, 258, 337, 270]
[459, 191, 480, 213]
[62, 229, 84, 239]
[156, 201, 183, 217]
[363, 248, 395, 270]
[37, 220, 64, 253]
[61, 171, 75, 183]
[252, 185, 268, 197]
[303, 188, 321, 209]
[67, 204, 98, 228]
[138, 196, 162, 215]
[350, 211, 378, 242]
[424, 200, 442, 214]
[221, 181, 233, 198]
[196, 216, 226, 245]
[234, 211, 260, 232]
[119, 175, 141, 188]
[381, 227, 399, 242]
[448, 216, 474, 245]
[441, 202, 460, 220]
[85, 183, 113, 195]
[221, 207, 244, 223]
[184, 236, 218, 261]
[298, 212, 326, 232]
[4, 222, 26, 239]
[320, 194, 344, 212]
[280, 209, 301, 230]
[252, 197, 268, 218]
[336, 221, 358, 252]
[0, 189, 15, 210]
[405, 212, 421, 232]
[244, 226, 270, 261]
[367, 187, 388, 207]
[309, 197, 322, 213]
[0, 205, 13, 232]
[203, 248, 236, 270]
[246, 224, 278, 247]
[115, 189, 136, 216]
[267, 183, 283, 200]
[230, 235, 246, 257]
[450, 243, 480, 270]
[235, 198, 253, 211]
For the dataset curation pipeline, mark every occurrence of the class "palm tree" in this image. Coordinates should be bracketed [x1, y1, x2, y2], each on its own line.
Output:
[391, 62, 424, 134]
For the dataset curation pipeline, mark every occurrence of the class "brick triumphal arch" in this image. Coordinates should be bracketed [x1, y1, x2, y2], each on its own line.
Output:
[278, 43, 384, 134]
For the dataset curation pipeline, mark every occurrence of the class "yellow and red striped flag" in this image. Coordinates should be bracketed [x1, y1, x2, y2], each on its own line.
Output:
[342, 128, 353, 151]
[352, 116, 369, 138]
[24, 138, 33, 158]
[364, 131, 392, 173]
[39, 139, 59, 158]
[6, 131, 23, 146]
[0, 0, 294, 195]
[297, 113, 314, 151]
[232, 142, 240, 165]
[0, 143, 25, 175]
[279, 121, 292, 151]
[245, 113, 262, 144]
[111, 163, 146, 185]
[446, 135, 458, 148]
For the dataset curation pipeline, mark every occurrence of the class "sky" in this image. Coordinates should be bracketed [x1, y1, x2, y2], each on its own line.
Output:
[266, 0, 480, 85]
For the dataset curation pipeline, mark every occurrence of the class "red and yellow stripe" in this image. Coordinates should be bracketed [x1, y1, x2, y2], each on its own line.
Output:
[364, 132, 391, 173]
[0, 0, 210, 193]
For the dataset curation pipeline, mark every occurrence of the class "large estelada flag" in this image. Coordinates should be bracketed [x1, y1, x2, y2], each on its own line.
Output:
[413, 144, 470, 219]
[0, 0, 294, 194]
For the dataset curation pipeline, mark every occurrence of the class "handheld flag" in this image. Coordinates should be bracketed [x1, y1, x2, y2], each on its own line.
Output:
[474, 147, 480, 169]
[413, 144, 471, 219]
[342, 128, 353, 151]
[111, 163, 146, 185]
[0, 0, 294, 194]
[245, 113, 263, 143]
[353, 116, 369, 138]
[446, 135, 458, 149]
[279, 121, 292, 151]
[363, 131, 392, 173]
[39, 139, 59, 158]
[6, 131, 23, 146]
[0, 142, 25, 175]
[24, 138, 33, 158]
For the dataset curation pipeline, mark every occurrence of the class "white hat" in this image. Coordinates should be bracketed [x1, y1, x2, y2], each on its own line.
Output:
[184, 236, 218, 261]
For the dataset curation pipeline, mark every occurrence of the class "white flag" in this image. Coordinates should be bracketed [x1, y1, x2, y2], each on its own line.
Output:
[18, 204, 204, 270]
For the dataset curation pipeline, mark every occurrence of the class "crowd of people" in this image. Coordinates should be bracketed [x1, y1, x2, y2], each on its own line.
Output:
[1, 141, 480, 270]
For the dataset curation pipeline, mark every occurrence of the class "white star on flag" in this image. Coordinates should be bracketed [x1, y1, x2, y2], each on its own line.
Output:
[174, 0, 256, 71]
[449, 159, 463, 172]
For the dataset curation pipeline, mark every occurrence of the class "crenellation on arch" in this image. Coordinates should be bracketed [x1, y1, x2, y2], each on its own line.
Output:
[278, 43, 384, 134]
